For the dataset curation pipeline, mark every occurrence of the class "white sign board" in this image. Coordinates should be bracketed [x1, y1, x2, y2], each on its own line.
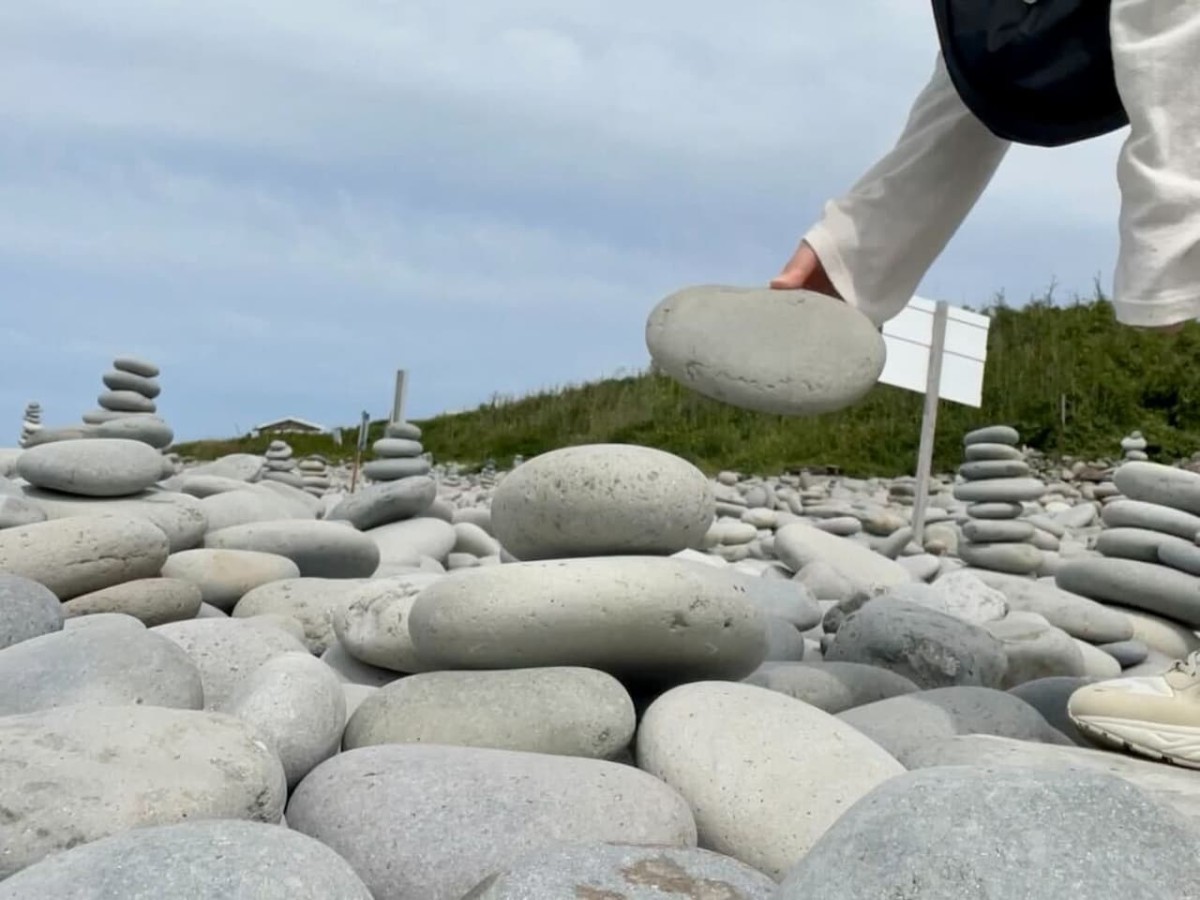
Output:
[879, 296, 991, 408]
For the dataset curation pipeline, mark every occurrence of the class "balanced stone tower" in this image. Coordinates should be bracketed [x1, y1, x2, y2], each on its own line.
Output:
[364, 420, 431, 483]
[953, 425, 1047, 576]
[298, 455, 332, 497]
[261, 440, 305, 488]
[1120, 431, 1148, 462]
[18, 402, 42, 448]
[79, 356, 174, 449]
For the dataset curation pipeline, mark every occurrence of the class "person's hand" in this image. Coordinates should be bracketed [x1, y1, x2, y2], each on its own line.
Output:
[770, 240, 843, 300]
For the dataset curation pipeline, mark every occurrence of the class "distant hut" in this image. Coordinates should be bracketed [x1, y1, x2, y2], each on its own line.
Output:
[250, 417, 327, 438]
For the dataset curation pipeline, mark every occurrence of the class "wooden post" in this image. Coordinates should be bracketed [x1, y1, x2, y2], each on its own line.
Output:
[350, 410, 370, 493]
[392, 370, 408, 424]
[911, 301, 950, 547]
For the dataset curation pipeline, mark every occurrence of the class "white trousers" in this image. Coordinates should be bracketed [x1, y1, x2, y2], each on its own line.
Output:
[802, 0, 1200, 329]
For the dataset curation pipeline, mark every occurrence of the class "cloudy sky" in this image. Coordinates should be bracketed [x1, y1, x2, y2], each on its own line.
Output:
[1, 0, 1127, 442]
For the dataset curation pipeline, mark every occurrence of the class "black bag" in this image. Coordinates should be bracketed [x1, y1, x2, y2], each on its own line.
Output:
[931, 0, 1129, 147]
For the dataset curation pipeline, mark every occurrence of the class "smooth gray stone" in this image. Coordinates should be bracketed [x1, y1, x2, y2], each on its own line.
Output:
[114, 356, 160, 378]
[102, 368, 161, 398]
[16, 437, 164, 497]
[0, 514, 170, 600]
[645, 286, 886, 416]
[343, 667, 636, 760]
[331, 574, 442, 674]
[0, 819, 372, 900]
[963, 425, 1019, 446]
[958, 459, 1031, 480]
[285, 744, 697, 900]
[384, 420, 422, 440]
[0, 493, 47, 528]
[1101, 498, 1200, 539]
[1158, 539, 1200, 576]
[743, 661, 920, 713]
[63, 577, 203, 626]
[825, 598, 1008, 690]
[205, 520, 380, 579]
[743, 577, 822, 630]
[1099, 639, 1150, 668]
[774, 765, 1200, 899]
[82, 408, 129, 424]
[462, 843, 776, 900]
[23, 426, 93, 446]
[63, 611, 145, 633]
[1096, 527, 1196, 563]
[88, 414, 174, 449]
[153, 618, 310, 710]
[372, 437, 423, 458]
[325, 476, 436, 531]
[953, 478, 1046, 504]
[763, 616, 807, 661]
[1114, 460, 1200, 516]
[186, 453, 265, 482]
[198, 487, 314, 532]
[99, 389, 157, 414]
[965, 501, 1024, 519]
[362, 457, 432, 481]
[904, 734, 1200, 829]
[1027, 513, 1067, 537]
[232, 578, 366, 655]
[958, 540, 1042, 575]
[1056, 556, 1200, 627]
[964, 568, 1135, 643]
[962, 519, 1035, 543]
[1007, 676, 1098, 746]
[0, 704, 286, 879]
[0, 624, 204, 716]
[0, 573, 63, 650]
[963, 443, 1023, 461]
[983, 612, 1087, 688]
[837, 686, 1072, 764]
[219, 652, 346, 790]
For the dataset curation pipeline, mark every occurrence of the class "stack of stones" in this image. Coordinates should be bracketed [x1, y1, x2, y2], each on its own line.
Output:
[1120, 432, 1149, 463]
[19, 402, 42, 448]
[84, 357, 161, 425]
[261, 441, 304, 488]
[1057, 459, 1200, 668]
[952, 425, 1047, 577]
[298, 455, 332, 497]
[363, 420, 431, 483]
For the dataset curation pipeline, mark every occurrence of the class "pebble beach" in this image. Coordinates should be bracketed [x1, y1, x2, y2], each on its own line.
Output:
[1, 355, 1200, 899]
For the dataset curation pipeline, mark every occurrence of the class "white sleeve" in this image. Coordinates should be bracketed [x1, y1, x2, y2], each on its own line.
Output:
[801, 54, 1011, 327]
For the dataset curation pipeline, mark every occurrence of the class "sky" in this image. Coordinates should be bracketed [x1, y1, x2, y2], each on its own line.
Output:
[1, 0, 1129, 442]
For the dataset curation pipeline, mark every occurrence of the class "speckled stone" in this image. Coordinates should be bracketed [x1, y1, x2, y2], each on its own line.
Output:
[0, 574, 63, 650]
[774, 766, 1200, 898]
[743, 661, 920, 713]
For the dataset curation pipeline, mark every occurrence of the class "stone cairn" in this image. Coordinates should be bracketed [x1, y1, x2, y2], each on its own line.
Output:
[1120, 431, 1149, 462]
[84, 357, 161, 424]
[952, 425, 1047, 577]
[298, 455, 332, 497]
[261, 440, 304, 488]
[363, 420, 431, 484]
[18, 402, 42, 448]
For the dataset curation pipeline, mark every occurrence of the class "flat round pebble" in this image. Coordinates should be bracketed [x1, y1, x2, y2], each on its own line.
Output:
[205, 520, 380, 578]
[325, 475, 437, 530]
[161, 548, 302, 612]
[16, 438, 166, 497]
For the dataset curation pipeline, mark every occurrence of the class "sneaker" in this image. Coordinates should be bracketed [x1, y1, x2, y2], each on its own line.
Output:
[1067, 651, 1200, 769]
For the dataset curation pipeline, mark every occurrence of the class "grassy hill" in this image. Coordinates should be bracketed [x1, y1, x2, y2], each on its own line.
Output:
[171, 292, 1200, 478]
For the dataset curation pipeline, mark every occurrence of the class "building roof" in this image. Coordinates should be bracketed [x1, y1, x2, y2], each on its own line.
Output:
[254, 417, 326, 432]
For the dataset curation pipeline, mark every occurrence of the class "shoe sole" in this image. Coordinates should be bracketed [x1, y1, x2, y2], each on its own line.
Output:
[1071, 714, 1200, 770]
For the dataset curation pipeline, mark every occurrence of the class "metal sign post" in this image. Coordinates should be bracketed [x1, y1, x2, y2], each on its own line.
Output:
[878, 297, 991, 546]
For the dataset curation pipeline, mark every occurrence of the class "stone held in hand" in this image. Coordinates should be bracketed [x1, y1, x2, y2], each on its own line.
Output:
[645, 285, 886, 416]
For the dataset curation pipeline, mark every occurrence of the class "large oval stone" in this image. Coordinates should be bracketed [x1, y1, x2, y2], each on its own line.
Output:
[0, 820, 373, 900]
[0, 624, 204, 715]
[1113, 460, 1200, 515]
[645, 286, 886, 415]
[63, 577, 202, 626]
[636, 681, 904, 879]
[285, 744, 698, 900]
[161, 548, 302, 612]
[0, 704, 286, 879]
[22, 487, 208, 552]
[1056, 556, 1200, 628]
[343, 667, 636, 759]
[231, 577, 365, 654]
[16, 438, 165, 497]
[0, 514, 170, 600]
[325, 475, 437, 531]
[407, 557, 769, 686]
[743, 661, 920, 713]
[331, 573, 443, 673]
[205, 520, 380, 578]
[489, 444, 714, 560]
[774, 766, 1200, 899]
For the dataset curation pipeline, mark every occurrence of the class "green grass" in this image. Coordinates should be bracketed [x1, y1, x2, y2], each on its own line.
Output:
[171, 290, 1200, 478]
